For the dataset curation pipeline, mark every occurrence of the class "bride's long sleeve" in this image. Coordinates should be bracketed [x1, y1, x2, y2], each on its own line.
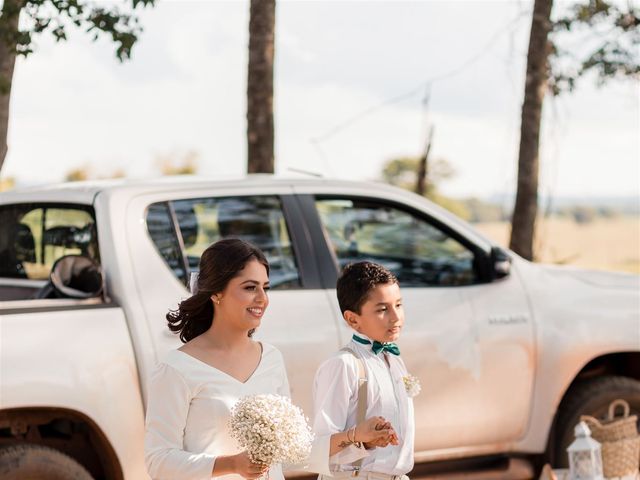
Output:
[144, 363, 216, 480]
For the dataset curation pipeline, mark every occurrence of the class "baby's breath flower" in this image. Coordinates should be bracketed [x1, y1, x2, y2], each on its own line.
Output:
[229, 394, 314, 466]
[402, 374, 421, 397]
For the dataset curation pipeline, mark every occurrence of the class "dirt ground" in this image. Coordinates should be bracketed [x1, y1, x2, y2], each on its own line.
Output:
[474, 216, 640, 274]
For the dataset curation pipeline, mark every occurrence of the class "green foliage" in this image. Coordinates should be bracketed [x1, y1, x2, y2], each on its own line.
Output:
[429, 192, 472, 221]
[381, 156, 472, 220]
[64, 164, 126, 181]
[462, 197, 508, 223]
[0, 0, 154, 61]
[156, 150, 199, 176]
[0, 175, 14, 191]
[554, 205, 619, 223]
[549, 0, 639, 95]
[381, 157, 420, 190]
[381, 157, 511, 223]
[65, 165, 89, 182]
[381, 156, 455, 193]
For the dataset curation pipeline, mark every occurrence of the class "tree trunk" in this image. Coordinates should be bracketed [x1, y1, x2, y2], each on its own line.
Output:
[247, 0, 275, 174]
[0, 0, 21, 174]
[415, 125, 434, 197]
[509, 0, 553, 261]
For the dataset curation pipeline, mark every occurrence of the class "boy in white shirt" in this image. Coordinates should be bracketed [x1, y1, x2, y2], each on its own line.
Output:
[313, 262, 416, 480]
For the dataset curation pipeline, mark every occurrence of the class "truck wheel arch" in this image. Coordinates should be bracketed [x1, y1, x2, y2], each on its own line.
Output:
[0, 407, 123, 480]
[545, 351, 640, 465]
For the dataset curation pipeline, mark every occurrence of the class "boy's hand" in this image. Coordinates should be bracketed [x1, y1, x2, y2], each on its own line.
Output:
[363, 420, 399, 449]
[363, 431, 399, 449]
[355, 416, 399, 447]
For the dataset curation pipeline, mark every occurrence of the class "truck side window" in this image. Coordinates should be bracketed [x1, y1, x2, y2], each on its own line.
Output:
[0, 204, 98, 280]
[146, 196, 301, 290]
[315, 198, 477, 287]
[146, 203, 188, 284]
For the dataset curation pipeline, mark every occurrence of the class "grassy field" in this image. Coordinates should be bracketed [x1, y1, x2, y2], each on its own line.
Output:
[474, 216, 640, 274]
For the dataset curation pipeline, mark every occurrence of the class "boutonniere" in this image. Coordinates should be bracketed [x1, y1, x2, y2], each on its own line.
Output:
[402, 374, 421, 397]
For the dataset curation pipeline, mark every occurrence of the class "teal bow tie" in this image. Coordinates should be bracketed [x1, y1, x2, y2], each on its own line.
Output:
[352, 334, 400, 356]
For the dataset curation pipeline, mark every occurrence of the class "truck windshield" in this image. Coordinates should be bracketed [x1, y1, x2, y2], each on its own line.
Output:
[0, 204, 99, 280]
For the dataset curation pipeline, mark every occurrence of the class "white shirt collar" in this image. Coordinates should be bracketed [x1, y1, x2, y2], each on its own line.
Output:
[350, 331, 382, 359]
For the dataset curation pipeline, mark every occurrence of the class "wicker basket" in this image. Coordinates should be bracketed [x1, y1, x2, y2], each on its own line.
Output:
[581, 399, 639, 443]
[579, 399, 640, 478]
[600, 435, 640, 478]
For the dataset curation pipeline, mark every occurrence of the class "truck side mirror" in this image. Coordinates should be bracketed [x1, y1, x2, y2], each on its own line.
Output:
[490, 246, 511, 279]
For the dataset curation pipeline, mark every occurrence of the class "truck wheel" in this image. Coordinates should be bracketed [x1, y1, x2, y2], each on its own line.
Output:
[553, 375, 640, 467]
[0, 444, 94, 480]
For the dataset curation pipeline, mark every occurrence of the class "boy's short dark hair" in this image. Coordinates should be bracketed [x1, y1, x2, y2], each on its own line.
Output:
[336, 261, 398, 314]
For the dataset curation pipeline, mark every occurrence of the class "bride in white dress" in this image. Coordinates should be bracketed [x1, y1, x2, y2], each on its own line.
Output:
[144, 239, 396, 480]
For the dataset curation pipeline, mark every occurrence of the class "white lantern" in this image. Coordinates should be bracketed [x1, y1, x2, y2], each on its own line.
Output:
[567, 421, 604, 480]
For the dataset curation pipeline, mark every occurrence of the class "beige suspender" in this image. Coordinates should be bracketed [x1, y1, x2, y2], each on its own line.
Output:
[340, 347, 368, 473]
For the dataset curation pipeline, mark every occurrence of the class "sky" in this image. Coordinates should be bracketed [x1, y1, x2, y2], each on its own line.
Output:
[2, 0, 639, 200]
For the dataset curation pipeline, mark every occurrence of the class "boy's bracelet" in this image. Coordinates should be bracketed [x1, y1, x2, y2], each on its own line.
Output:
[349, 426, 363, 448]
[339, 427, 358, 449]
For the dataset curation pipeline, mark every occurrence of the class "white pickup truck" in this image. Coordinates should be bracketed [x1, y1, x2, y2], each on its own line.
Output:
[1, 176, 638, 480]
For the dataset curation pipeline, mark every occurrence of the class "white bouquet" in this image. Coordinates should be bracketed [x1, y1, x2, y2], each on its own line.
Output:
[229, 394, 314, 466]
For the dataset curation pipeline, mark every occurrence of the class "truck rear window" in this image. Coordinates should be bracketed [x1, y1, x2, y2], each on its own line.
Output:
[0, 204, 99, 280]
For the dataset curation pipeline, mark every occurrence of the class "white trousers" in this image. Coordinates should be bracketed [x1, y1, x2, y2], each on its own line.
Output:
[319, 472, 409, 480]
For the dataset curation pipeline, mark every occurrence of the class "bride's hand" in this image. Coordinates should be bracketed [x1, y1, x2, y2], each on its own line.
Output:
[231, 451, 269, 479]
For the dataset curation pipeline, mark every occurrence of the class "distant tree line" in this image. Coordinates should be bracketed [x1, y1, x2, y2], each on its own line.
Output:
[380, 156, 636, 224]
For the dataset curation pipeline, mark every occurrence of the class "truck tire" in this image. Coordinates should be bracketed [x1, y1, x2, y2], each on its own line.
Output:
[554, 375, 640, 467]
[0, 444, 94, 480]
